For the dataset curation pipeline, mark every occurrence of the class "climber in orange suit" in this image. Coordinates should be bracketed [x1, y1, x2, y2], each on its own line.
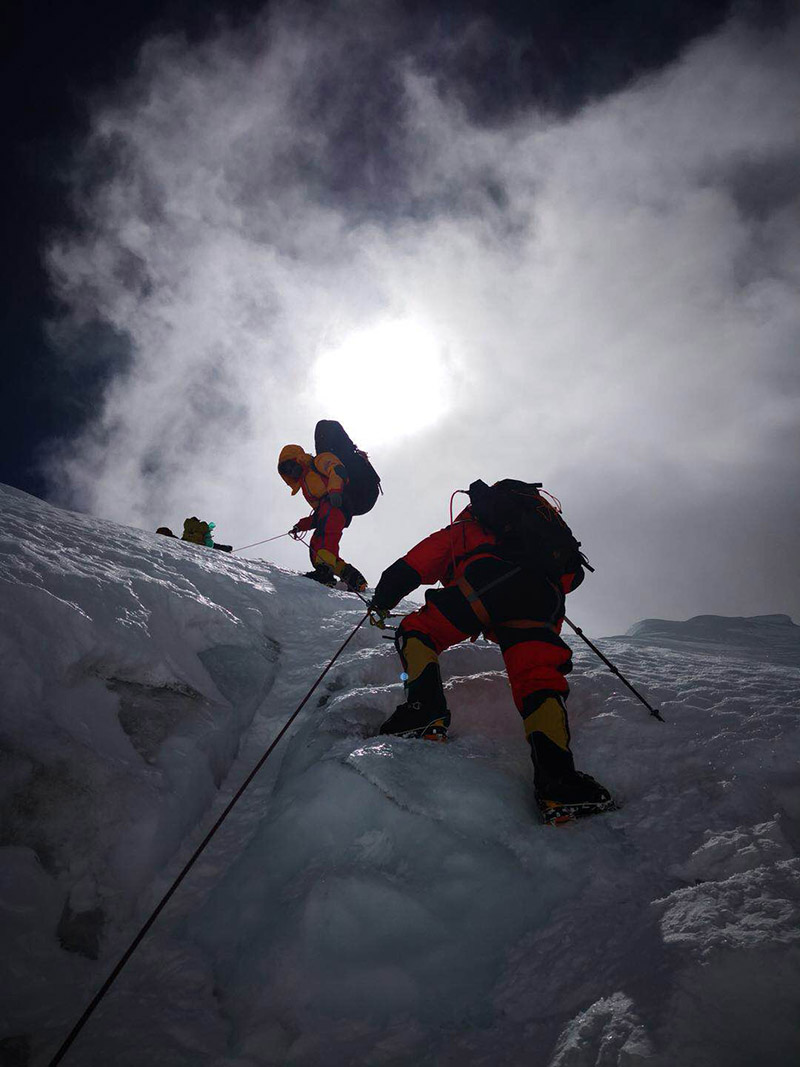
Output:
[278, 444, 366, 592]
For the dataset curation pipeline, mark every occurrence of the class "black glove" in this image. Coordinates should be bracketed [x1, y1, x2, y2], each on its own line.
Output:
[367, 600, 392, 629]
[327, 492, 343, 510]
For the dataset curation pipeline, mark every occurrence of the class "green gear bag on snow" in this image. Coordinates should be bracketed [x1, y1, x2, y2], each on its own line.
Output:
[467, 479, 591, 580]
[314, 420, 382, 516]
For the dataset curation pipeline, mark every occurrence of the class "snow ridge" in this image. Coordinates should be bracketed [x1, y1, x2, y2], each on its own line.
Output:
[625, 613, 800, 666]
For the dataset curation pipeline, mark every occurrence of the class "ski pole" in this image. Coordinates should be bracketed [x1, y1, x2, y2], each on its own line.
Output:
[563, 615, 665, 722]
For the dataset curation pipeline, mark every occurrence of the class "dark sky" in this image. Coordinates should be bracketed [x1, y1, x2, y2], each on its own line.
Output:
[2, 0, 747, 497]
[2, 0, 263, 497]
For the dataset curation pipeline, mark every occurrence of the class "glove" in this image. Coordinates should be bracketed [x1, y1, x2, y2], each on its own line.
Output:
[368, 602, 392, 629]
[327, 492, 343, 510]
[291, 515, 314, 536]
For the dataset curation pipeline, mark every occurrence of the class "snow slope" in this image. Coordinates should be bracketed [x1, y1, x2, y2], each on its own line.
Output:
[1, 483, 798, 1066]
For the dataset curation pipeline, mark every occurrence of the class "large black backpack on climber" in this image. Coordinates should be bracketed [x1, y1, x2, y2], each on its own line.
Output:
[467, 478, 592, 581]
[314, 420, 382, 517]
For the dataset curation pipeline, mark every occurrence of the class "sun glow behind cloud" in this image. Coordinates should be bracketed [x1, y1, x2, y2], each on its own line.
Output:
[309, 319, 453, 444]
[44, 5, 800, 634]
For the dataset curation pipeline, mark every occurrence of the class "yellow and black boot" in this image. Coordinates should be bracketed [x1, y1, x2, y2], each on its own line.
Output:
[379, 633, 450, 741]
[523, 691, 615, 824]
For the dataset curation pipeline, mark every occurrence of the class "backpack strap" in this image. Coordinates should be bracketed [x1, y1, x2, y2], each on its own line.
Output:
[456, 574, 494, 629]
[456, 569, 560, 634]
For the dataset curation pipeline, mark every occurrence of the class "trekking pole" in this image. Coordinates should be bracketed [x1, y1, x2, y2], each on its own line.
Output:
[46, 613, 369, 1067]
[233, 532, 292, 554]
[563, 615, 665, 722]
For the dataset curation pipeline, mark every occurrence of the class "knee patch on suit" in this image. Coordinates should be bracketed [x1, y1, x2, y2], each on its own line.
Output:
[522, 692, 570, 751]
[523, 691, 575, 781]
[397, 633, 439, 683]
[314, 548, 346, 575]
[396, 633, 448, 715]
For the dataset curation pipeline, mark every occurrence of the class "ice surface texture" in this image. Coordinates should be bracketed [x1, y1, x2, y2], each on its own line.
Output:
[0, 483, 798, 1066]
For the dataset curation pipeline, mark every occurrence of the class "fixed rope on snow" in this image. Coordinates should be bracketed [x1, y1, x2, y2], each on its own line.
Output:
[47, 611, 370, 1067]
[234, 512, 317, 554]
[232, 531, 292, 554]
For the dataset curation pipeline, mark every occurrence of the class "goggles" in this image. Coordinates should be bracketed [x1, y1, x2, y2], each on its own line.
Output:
[279, 459, 303, 480]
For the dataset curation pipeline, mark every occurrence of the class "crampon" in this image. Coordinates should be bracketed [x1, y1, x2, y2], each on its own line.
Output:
[379, 713, 449, 743]
[536, 795, 618, 826]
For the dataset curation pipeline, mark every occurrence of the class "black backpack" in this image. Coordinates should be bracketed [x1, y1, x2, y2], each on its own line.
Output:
[314, 420, 382, 517]
[467, 478, 592, 579]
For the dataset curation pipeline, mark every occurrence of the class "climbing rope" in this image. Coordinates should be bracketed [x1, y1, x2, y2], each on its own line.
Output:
[234, 508, 316, 555]
[47, 612, 370, 1066]
[232, 531, 291, 554]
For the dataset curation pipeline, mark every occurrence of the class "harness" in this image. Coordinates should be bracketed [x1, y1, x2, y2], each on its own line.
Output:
[456, 570, 560, 635]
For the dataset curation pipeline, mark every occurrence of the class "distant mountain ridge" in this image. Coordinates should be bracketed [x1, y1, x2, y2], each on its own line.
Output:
[621, 613, 800, 666]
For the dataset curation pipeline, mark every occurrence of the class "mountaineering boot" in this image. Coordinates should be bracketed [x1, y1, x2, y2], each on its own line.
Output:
[304, 563, 337, 588]
[380, 632, 451, 740]
[522, 690, 616, 823]
[534, 771, 616, 825]
[339, 563, 368, 593]
[379, 702, 451, 742]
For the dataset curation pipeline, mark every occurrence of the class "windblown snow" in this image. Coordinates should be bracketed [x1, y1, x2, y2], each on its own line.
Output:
[1, 483, 798, 1067]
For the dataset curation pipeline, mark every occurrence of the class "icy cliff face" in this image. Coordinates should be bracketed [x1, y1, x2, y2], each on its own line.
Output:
[1, 485, 280, 937]
[1, 483, 799, 1067]
[0, 481, 341, 1057]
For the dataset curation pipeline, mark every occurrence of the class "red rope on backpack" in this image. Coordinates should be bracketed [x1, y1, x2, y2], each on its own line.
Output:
[538, 488, 563, 513]
[448, 489, 470, 576]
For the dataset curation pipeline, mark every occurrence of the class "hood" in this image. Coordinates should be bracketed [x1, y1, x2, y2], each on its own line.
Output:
[278, 444, 313, 494]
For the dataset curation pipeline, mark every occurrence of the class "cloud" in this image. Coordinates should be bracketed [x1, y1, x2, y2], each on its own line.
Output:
[44, 2, 800, 635]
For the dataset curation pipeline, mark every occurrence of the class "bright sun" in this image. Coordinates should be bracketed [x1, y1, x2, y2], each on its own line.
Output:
[310, 319, 452, 445]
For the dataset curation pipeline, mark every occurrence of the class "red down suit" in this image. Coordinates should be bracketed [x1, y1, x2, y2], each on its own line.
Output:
[371, 506, 585, 776]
